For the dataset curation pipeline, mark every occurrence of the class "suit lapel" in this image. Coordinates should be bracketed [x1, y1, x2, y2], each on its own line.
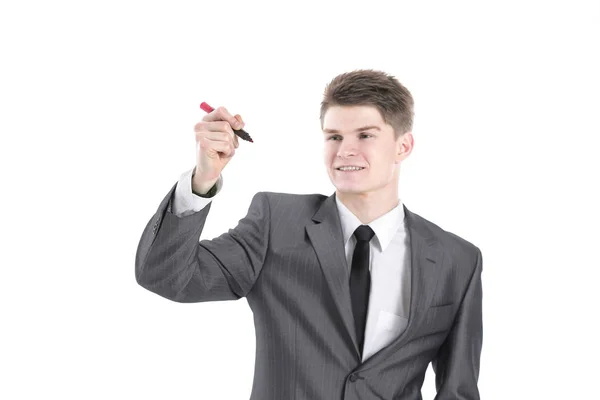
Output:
[362, 205, 442, 367]
[306, 192, 443, 364]
[306, 193, 358, 355]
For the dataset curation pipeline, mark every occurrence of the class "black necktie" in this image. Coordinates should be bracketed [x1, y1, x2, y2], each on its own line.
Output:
[350, 224, 375, 357]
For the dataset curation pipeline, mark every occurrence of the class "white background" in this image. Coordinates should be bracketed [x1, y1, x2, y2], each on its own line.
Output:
[1, 0, 599, 398]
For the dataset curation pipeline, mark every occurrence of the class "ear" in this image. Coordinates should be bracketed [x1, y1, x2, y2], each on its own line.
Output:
[395, 132, 414, 162]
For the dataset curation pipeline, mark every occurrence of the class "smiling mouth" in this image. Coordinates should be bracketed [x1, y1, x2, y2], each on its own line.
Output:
[336, 167, 365, 172]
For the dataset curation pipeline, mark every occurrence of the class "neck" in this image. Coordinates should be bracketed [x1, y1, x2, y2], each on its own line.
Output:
[337, 191, 400, 224]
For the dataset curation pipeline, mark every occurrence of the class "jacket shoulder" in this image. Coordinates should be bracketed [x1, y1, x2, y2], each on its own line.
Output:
[254, 191, 328, 225]
[258, 191, 326, 207]
[409, 208, 481, 260]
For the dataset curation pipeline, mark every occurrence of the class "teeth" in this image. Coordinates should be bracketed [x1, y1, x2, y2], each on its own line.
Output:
[338, 166, 364, 171]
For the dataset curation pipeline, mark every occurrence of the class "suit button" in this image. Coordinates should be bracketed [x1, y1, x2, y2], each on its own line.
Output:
[349, 373, 359, 382]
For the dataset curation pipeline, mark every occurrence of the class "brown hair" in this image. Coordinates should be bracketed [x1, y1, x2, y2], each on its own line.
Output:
[320, 69, 414, 140]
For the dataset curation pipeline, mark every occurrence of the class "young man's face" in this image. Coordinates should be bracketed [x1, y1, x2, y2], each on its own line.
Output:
[322, 105, 410, 200]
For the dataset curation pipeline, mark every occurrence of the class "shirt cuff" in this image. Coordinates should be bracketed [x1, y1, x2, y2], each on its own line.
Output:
[172, 168, 223, 217]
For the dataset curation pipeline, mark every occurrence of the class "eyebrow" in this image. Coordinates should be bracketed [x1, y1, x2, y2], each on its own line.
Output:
[323, 125, 381, 134]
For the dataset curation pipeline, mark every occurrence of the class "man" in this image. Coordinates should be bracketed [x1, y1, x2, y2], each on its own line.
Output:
[135, 69, 483, 399]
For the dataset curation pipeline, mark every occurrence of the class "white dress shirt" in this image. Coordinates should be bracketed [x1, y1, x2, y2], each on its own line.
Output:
[172, 168, 411, 362]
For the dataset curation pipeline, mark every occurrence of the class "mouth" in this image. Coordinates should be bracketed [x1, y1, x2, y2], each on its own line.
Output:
[335, 167, 366, 173]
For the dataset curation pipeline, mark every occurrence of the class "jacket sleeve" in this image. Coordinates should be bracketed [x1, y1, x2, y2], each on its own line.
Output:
[432, 247, 483, 400]
[135, 182, 270, 303]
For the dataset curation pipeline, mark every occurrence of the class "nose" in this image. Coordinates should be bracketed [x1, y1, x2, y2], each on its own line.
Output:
[337, 140, 358, 158]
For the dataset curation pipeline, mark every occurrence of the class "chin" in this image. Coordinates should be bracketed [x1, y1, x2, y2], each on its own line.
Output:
[335, 185, 366, 194]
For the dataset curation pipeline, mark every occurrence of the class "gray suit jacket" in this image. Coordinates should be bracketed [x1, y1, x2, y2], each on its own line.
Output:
[135, 183, 483, 400]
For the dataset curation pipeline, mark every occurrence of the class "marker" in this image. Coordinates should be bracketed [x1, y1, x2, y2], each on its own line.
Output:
[200, 102, 254, 143]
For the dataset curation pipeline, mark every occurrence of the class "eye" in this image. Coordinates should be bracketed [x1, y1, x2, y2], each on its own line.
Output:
[327, 134, 371, 140]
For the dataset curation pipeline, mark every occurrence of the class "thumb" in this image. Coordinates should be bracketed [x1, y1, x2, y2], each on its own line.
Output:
[233, 114, 244, 129]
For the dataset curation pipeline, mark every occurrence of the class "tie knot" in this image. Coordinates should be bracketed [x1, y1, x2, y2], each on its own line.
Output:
[353, 225, 375, 242]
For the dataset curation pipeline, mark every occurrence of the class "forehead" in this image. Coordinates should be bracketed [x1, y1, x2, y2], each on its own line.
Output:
[322, 105, 386, 133]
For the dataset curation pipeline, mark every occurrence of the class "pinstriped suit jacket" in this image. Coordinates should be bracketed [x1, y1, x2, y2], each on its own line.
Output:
[135, 182, 483, 400]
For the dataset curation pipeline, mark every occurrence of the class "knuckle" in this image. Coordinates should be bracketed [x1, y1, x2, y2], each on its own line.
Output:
[194, 122, 205, 131]
[196, 127, 208, 137]
[217, 106, 229, 117]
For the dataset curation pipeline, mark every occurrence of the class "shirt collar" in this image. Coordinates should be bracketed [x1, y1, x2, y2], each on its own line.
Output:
[335, 194, 406, 252]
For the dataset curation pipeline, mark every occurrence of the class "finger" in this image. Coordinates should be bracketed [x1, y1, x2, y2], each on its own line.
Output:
[232, 115, 243, 148]
[233, 114, 245, 129]
[197, 130, 234, 142]
[203, 106, 241, 130]
[200, 137, 235, 157]
[196, 123, 238, 150]
[195, 120, 235, 135]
